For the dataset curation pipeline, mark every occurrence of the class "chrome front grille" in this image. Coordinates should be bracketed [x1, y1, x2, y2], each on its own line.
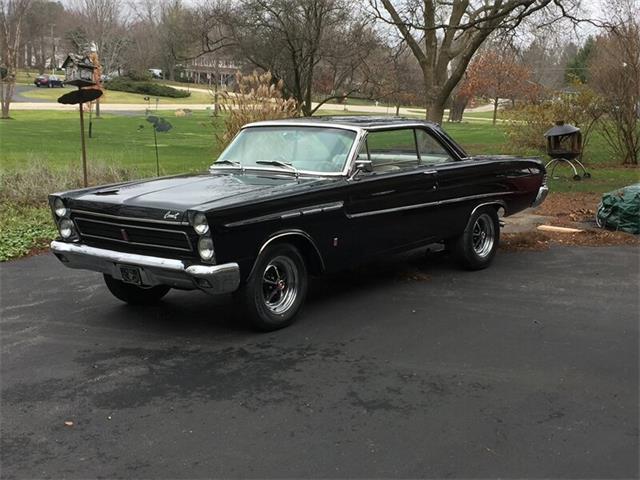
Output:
[73, 215, 193, 253]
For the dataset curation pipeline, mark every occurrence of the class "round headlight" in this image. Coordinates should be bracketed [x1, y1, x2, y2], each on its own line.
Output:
[59, 218, 75, 239]
[198, 236, 214, 261]
[54, 198, 67, 217]
[193, 212, 209, 235]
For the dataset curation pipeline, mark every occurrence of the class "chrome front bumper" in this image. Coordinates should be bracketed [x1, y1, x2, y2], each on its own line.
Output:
[531, 185, 549, 208]
[50, 241, 240, 294]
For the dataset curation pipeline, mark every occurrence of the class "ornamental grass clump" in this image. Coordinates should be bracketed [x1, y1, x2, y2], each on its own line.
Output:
[0, 160, 138, 206]
[215, 71, 298, 149]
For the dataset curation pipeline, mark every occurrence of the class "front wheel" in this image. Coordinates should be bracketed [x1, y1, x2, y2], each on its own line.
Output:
[103, 274, 170, 305]
[238, 243, 308, 331]
[450, 207, 500, 270]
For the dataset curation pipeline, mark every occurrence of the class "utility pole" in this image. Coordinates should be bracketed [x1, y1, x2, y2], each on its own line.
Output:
[50, 24, 56, 73]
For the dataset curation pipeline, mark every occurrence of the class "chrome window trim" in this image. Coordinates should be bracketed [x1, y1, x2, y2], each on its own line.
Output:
[214, 123, 367, 178]
[72, 209, 190, 225]
[224, 201, 344, 228]
[74, 216, 193, 252]
[346, 192, 514, 219]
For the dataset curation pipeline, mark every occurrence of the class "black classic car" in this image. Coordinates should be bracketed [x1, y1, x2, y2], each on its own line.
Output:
[50, 117, 548, 330]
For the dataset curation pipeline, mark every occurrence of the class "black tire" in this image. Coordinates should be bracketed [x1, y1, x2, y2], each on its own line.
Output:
[451, 207, 500, 270]
[103, 274, 170, 305]
[238, 243, 308, 331]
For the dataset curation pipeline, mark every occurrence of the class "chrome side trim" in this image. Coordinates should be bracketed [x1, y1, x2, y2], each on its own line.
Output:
[224, 201, 344, 228]
[247, 229, 326, 279]
[346, 192, 515, 219]
[74, 216, 193, 252]
[470, 201, 508, 218]
[72, 209, 190, 225]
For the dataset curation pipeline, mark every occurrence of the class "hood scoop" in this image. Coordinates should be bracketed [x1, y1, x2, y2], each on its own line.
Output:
[94, 188, 120, 195]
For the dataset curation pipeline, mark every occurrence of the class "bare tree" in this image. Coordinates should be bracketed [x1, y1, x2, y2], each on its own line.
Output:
[589, 1, 640, 165]
[367, 43, 424, 115]
[370, 0, 580, 123]
[229, 0, 369, 116]
[312, 18, 380, 112]
[21, 0, 65, 72]
[70, 0, 128, 75]
[0, 0, 32, 119]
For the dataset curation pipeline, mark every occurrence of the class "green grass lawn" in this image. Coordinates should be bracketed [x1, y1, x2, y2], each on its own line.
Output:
[1, 110, 223, 176]
[21, 86, 214, 104]
[1, 110, 637, 192]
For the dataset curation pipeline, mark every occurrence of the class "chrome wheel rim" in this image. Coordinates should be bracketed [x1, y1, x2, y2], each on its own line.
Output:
[262, 256, 298, 314]
[472, 214, 495, 258]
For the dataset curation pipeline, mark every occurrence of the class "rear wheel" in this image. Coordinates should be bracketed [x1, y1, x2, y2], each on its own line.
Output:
[239, 243, 308, 331]
[103, 274, 170, 305]
[451, 207, 500, 270]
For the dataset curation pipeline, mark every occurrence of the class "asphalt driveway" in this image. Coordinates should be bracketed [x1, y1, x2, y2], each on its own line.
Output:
[1, 246, 638, 478]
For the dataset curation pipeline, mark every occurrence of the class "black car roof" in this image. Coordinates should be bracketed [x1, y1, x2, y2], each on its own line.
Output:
[283, 116, 437, 128]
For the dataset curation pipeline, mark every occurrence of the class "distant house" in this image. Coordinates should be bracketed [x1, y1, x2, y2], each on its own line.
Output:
[182, 54, 242, 86]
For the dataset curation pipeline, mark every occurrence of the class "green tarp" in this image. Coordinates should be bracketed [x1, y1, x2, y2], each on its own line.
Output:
[597, 184, 640, 234]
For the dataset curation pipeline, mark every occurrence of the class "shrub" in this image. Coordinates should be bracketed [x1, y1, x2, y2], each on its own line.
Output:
[0, 206, 58, 261]
[0, 161, 139, 261]
[0, 160, 139, 206]
[105, 78, 190, 98]
[504, 83, 603, 161]
[216, 71, 298, 149]
[125, 70, 153, 82]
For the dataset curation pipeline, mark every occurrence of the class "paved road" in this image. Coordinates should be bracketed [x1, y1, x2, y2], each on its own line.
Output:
[1, 246, 638, 478]
[9, 85, 499, 118]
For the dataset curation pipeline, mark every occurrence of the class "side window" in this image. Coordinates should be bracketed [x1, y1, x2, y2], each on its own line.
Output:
[415, 129, 455, 165]
[365, 129, 419, 172]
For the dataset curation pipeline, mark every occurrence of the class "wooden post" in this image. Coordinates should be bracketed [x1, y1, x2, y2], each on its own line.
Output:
[79, 102, 88, 187]
[153, 126, 159, 177]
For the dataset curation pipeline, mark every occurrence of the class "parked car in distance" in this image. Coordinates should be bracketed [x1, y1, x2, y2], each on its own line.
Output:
[34, 74, 65, 88]
[49, 117, 548, 331]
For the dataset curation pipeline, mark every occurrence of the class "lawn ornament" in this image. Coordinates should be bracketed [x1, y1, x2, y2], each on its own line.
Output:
[544, 120, 591, 181]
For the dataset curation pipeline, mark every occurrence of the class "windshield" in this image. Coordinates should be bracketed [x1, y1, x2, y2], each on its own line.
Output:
[214, 126, 357, 174]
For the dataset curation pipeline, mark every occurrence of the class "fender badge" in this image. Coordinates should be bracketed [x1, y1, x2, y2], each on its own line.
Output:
[164, 211, 181, 220]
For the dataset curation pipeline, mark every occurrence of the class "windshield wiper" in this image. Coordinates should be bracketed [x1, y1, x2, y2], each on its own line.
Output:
[211, 159, 242, 168]
[255, 160, 299, 177]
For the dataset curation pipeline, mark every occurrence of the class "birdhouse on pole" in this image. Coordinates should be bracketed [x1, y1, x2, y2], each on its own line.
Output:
[61, 54, 97, 87]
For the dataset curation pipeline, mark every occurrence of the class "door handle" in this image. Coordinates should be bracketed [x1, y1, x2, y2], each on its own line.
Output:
[423, 170, 437, 175]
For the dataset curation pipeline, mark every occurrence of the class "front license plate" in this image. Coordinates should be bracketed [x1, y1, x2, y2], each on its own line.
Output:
[119, 265, 142, 285]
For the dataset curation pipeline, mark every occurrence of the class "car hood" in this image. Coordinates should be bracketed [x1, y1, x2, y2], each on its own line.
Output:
[66, 172, 335, 221]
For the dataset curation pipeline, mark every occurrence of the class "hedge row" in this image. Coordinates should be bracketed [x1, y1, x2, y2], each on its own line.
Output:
[105, 78, 190, 98]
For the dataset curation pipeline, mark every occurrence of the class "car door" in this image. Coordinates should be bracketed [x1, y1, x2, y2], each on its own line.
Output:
[344, 127, 439, 258]
[417, 126, 512, 240]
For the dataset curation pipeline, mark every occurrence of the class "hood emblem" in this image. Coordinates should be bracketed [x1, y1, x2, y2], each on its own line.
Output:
[164, 211, 181, 220]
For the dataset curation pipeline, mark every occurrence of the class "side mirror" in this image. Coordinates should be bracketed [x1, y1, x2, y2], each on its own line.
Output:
[354, 159, 373, 173]
[349, 159, 373, 180]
